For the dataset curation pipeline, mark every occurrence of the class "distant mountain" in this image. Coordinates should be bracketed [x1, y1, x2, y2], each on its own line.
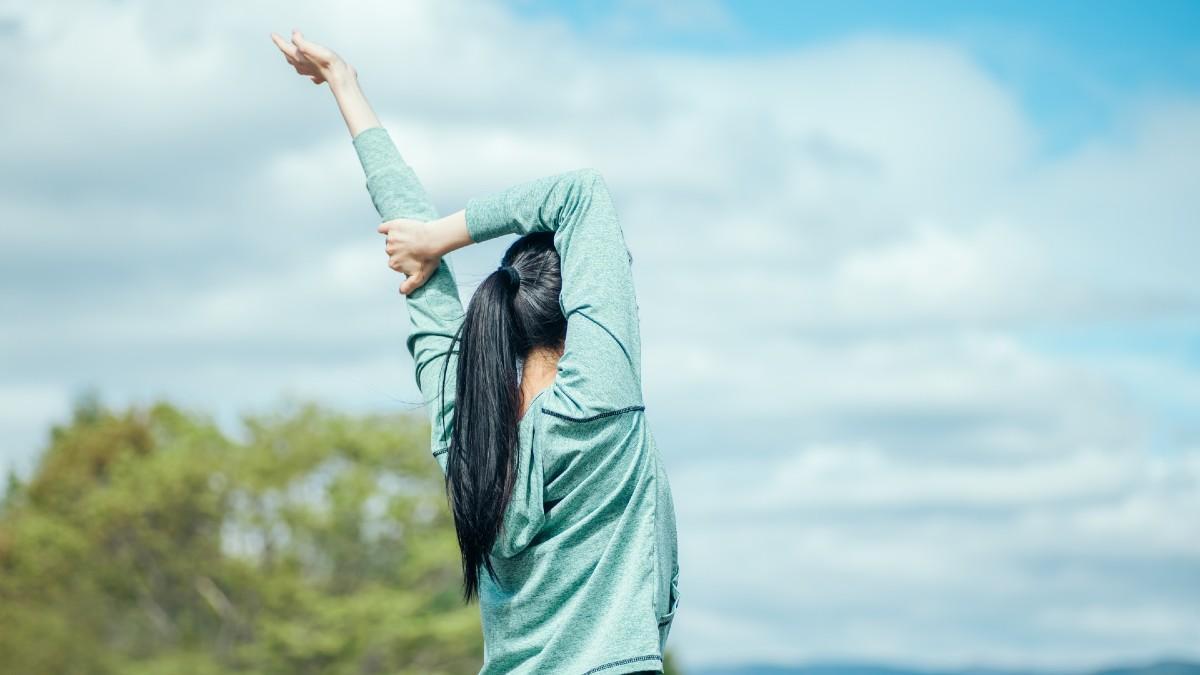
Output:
[1093, 664, 1200, 675]
[691, 660, 1200, 675]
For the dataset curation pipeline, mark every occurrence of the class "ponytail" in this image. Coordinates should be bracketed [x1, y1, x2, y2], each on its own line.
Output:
[445, 264, 525, 603]
[443, 232, 566, 604]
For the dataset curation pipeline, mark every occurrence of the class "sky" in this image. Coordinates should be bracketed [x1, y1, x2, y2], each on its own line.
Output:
[2, 0, 1199, 670]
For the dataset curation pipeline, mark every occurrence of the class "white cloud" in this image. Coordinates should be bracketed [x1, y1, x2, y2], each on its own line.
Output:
[671, 441, 1200, 667]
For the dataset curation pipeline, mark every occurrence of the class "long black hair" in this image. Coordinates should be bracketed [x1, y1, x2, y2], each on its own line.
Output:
[439, 231, 567, 603]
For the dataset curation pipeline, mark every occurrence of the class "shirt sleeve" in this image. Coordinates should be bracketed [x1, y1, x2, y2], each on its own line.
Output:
[351, 126, 464, 465]
[463, 168, 644, 420]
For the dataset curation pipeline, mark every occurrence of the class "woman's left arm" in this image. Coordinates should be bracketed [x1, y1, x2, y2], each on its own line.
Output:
[351, 124, 466, 464]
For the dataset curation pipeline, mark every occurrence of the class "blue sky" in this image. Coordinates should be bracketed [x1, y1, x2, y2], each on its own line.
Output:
[2, 0, 1198, 670]
[513, 0, 1200, 155]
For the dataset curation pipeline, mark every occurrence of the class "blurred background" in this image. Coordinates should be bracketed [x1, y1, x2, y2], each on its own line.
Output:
[2, 1, 1198, 673]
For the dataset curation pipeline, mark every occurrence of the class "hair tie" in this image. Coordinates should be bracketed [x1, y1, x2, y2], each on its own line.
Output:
[500, 264, 521, 289]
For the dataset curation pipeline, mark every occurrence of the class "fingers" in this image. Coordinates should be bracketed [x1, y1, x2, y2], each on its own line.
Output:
[403, 273, 430, 295]
[272, 30, 317, 78]
[270, 32, 299, 60]
[291, 29, 309, 54]
[291, 29, 326, 59]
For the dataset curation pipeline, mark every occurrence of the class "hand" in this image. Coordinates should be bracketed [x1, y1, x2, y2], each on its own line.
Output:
[269, 28, 354, 86]
[378, 218, 442, 295]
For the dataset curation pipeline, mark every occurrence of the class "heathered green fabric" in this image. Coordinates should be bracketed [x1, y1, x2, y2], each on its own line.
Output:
[351, 127, 680, 675]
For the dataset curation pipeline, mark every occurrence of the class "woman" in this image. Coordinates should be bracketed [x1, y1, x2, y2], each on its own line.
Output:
[272, 30, 680, 675]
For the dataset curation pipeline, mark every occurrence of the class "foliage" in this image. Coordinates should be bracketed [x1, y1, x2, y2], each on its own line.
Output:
[0, 394, 479, 675]
[0, 394, 684, 674]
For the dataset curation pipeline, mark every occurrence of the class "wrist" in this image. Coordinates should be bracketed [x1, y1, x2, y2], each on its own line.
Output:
[431, 211, 473, 257]
[326, 63, 358, 90]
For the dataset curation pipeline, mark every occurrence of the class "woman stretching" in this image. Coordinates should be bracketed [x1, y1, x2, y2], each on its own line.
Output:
[272, 30, 681, 675]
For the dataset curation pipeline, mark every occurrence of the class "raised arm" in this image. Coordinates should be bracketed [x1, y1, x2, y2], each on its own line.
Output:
[271, 29, 464, 465]
[442, 168, 644, 421]
[351, 127, 466, 462]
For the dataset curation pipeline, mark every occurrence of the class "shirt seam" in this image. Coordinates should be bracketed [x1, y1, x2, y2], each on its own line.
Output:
[651, 449, 664, 626]
[580, 654, 662, 675]
[541, 404, 645, 423]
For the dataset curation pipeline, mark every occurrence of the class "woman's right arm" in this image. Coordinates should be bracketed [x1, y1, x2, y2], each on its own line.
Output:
[434, 169, 645, 421]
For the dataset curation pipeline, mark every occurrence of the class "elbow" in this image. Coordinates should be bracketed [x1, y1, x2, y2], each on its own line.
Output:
[575, 167, 603, 182]
[571, 167, 608, 194]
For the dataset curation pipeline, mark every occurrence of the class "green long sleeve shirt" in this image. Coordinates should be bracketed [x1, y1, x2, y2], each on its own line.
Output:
[352, 126, 680, 675]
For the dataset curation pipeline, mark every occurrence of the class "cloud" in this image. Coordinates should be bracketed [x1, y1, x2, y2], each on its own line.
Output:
[670, 448, 1200, 667]
[1, 0, 1198, 669]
